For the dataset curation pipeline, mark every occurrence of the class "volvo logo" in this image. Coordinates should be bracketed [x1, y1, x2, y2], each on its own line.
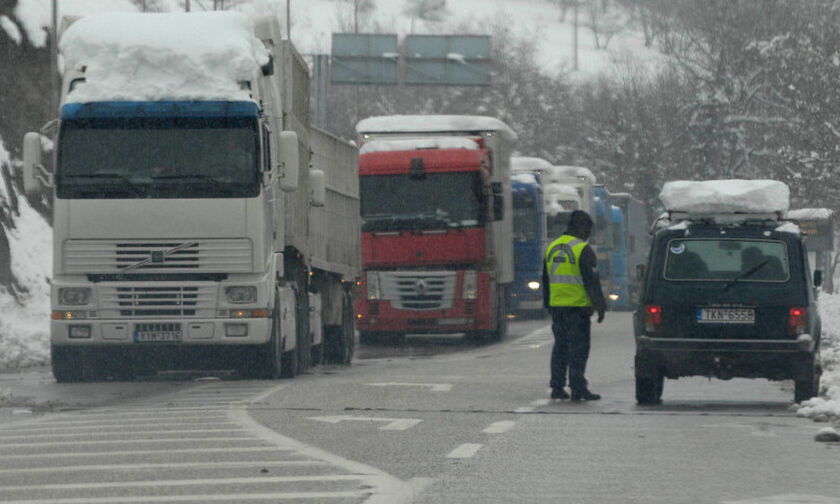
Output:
[414, 279, 427, 296]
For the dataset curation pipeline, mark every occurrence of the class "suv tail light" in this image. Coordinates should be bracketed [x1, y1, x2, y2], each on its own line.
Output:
[788, 307, 807, 336]
[644, 304, 662, 333]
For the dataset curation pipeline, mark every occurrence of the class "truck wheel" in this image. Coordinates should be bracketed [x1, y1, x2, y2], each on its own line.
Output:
[295, 284, 310, 373]
[794, 351, 821, 403]
[240, 301, 282, 379]
[635, 355, 663, 405]
[280, 346, 298, 378]
[310, 342, 324, 366]
[325, 291, 354, 363]
[51, 346, 86, 383]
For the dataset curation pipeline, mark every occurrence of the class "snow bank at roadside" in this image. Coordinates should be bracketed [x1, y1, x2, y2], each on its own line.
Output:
[0, 138, 51, 370]
[798, 292, 840, 421]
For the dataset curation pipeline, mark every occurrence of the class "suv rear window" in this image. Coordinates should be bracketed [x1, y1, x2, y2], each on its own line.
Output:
[664, 239, 789, 282]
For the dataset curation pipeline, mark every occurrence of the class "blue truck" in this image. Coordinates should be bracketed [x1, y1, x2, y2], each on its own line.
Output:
[608, 193, 649, 309]
[510, 172, 547, 317]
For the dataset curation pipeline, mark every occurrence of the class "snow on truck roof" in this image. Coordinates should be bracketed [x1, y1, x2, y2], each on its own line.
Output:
[59, 12, 269, 103]
[659, 179, 790, 214]
[549, 165, 597, 185]
[511, 157, 553, 172]
[359, 137, 479, 154]
[356, 115, 518, 141]
[512, 172, 540, 186]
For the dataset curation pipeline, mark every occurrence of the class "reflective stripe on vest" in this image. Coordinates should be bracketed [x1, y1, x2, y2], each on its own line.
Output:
[545, 235, 591, 307]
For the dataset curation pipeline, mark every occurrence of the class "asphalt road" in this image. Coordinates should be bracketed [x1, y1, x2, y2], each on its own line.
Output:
[0, 313, 838, 503]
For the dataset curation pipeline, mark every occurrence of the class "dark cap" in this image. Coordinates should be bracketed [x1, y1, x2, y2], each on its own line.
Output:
[566, 210, 593, 238]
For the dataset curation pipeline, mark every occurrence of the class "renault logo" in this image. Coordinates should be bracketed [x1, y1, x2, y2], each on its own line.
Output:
[414, 279, 427, 296]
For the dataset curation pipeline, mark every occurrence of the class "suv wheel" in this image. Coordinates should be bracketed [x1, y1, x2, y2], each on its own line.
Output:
[794, 351, 821, 404]
[635, 355, 664, 405]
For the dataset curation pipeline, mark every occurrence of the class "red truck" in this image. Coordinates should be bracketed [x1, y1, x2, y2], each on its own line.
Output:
[353, 116, 516, 344]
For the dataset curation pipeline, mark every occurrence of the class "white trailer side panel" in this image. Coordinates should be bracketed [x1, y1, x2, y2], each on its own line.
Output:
[309, 127, 361, 279]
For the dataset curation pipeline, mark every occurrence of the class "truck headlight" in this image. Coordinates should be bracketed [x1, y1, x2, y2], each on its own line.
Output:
[527, 281, 540, 291]
[366, 271, 380, 300]
[463, 271, 478, 299]
[59, 287, 91, 306]
[225, 286, 257, 304]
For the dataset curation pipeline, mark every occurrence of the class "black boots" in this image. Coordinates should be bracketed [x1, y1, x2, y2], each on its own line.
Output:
[551, 388, 570, 399]
[571, 389, 601, 401]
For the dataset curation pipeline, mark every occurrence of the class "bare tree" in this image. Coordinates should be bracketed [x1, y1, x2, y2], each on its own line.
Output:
[581, 0, 624, 49]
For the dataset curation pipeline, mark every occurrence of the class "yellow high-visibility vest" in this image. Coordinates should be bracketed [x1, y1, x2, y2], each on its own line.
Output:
[545, 234, 591, 307]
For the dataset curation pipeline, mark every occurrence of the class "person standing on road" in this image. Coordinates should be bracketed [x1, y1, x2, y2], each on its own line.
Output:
[542, 209, 607, 401]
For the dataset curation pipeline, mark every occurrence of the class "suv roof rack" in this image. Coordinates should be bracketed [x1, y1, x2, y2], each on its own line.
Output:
[652, 211, 787, 234]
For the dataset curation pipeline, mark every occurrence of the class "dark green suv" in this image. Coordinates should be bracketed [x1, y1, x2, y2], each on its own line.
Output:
[634, 217, 822, 405]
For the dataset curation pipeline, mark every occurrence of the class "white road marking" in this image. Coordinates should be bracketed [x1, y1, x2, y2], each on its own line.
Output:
[308, 415, 422, 431]
[0, 446, 286, 460]
[0, 475, 367, 492]
[531, 399, 551, 407]
[366, 382, 453, 392]
[0, 492, 367, 503]
[0, 436, 255, 449]
[446, 443, 483, 459]
[0, 428, 247, 441]
[0, 460, 328, 474]
[0, 422, 241, 435]
[723, 494, 840, 504]
[482, 421, 516, 434]
[514, 406, 535, 413]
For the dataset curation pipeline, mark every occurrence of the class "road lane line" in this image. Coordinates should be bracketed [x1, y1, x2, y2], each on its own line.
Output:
[482, 421, 516, 434]
[446, 443, 483, 458]
[0, 491, 367, 503]
[0, 436, 256, 449]
[531, 399, 551, 407]
[514, 406, 535, 413]
[0, 474, 367, 492]
[0, 423, 241, 435]
[0, 428, 248, 441]
[366, 382, 453, 392]
[0, 446, 288, 460]
[0, 460, 329, 474]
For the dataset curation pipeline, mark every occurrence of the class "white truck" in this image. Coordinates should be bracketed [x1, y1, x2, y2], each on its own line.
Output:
[21, 12, 359, 381]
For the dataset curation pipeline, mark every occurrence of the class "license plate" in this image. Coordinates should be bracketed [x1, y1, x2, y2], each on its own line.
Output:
[134, 330, 183, 343]
[696, 308, 755, 324]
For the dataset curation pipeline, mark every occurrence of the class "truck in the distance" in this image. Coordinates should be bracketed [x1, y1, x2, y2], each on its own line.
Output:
[21, 12, 359, 381]
[353, 116, 516, 344]
[510, 159, 548, 318]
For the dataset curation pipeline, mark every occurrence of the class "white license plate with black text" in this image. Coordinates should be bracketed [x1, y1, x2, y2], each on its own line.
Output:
[134, 330, 183, 342]
[696, 308, 755, 324]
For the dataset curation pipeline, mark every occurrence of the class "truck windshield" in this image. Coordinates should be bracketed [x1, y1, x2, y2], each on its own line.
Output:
[360, 172, 484, 232]
[664, 239, 789, 282]
[513, 193, 538, 242]
[56, 116, 259, 199]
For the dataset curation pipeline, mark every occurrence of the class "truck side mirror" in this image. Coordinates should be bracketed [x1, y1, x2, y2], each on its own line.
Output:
[491, 181, 504, 221]
[261, 54, 274, 76]
[635, 264, 646, 282]
[309, 169, 326, 207]
[22, 132, 52, 194]
[493, 194, 504, 221]
[277, 131, 299, 192]
[814, 269, 823, 288]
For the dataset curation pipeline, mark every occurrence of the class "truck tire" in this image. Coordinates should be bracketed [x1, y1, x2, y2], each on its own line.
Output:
[51, 346, 86, 383]
[794, 351, 821, 404]
[325, 291, 354, 364]
[280, 346, 298, 378]
[240, 299, 282, 379]
[635, 355, 663, 405]
[294, 283, 310, 374]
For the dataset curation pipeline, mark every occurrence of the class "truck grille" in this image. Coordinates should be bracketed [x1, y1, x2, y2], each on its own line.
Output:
[379, 271, 456, 311]
[63, 239, 252, 274]
[100, 285, 216, 318]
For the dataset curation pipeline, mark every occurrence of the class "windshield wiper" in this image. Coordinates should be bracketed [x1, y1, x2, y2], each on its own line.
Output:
[723, 258, 771, 290]
[64, 173, 143, 195]
[151, 174, 224, 186]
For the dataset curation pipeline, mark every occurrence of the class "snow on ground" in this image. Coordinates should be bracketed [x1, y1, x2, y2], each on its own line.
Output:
[13, 0, 663, 80]
[0, 138, 51, 371]
[60, 12, 268, 103]
[797, 292, 840, 422]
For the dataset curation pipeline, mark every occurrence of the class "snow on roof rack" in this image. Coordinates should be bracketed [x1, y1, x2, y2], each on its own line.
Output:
[659, 179, 790, 214]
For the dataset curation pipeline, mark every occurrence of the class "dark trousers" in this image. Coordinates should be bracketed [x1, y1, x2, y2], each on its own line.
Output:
[549, 307, 592, 392]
